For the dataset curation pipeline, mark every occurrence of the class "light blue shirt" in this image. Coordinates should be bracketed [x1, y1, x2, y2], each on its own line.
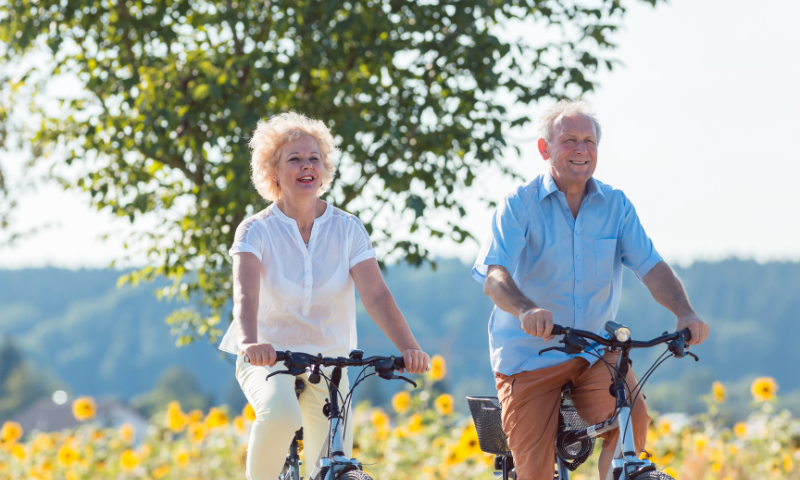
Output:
[472, 172, 663, 376]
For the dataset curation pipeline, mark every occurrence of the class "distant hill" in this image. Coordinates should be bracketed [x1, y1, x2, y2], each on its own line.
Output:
[1, 259, 798, 418]
[0, 268, 233, 402]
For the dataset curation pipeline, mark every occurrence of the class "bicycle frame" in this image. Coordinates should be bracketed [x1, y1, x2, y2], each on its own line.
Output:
[280, 434, 302, 480]
[314, 366, 361, 480]
[554, 345, 656, 480]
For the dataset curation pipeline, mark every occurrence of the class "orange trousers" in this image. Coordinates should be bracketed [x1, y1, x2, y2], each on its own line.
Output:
[494, 351, 651, 480]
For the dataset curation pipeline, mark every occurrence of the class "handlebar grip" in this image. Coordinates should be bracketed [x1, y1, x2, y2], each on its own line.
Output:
[679, 328, 692, 342]
[393, 357, 406, 370]
[551, 324, 566, 336]
[243, 351, 287, 364]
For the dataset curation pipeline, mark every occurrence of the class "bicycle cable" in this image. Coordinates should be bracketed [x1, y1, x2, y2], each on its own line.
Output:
[582, 344, 632, 426]
[620, 347, 674, 448]
[339, 366, 377, 440]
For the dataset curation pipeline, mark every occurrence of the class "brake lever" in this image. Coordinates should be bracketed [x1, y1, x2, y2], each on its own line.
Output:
[539, 346, 569, 356]
[376, 369, 418, 388]
[266, 370, 294, 380]
[265, 364, 306, 380]
[395, 375, 418, 387]
[686, 351, 699, 361]
[539, 330, 588, 356]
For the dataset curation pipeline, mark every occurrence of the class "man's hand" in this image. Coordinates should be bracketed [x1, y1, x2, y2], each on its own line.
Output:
[399, 349, 431, 374]
[240, 343, 277, 367]
[520, 308, 556, 342]
[676, 313, 710, 346]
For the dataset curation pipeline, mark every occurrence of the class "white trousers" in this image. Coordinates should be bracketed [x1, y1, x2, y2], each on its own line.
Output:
[235, 354, 353, 480]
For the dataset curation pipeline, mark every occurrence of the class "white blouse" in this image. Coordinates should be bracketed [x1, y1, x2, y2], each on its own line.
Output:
[218, 202, 376, 357]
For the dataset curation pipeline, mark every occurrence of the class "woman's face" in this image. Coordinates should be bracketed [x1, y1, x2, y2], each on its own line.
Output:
[275, 135, 323, 200]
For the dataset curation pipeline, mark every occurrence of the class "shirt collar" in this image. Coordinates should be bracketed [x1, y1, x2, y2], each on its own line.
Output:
[538, 170, 605, 203]
[538, 170, 560, 203]
[271, 201, 332, 224]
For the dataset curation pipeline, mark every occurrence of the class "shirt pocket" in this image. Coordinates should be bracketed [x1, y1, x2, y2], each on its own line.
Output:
[594, 238, 618, 281]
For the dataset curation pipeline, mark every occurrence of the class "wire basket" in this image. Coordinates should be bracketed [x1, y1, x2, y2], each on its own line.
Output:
[465, 396, 511, 456]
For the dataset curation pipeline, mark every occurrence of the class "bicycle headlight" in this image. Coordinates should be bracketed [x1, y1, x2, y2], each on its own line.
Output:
[615, 327, 631, 342]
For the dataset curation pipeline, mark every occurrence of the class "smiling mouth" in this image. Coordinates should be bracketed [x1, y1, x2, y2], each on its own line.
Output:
[297, 176, 314, 182]
[569, 161, 589, 165]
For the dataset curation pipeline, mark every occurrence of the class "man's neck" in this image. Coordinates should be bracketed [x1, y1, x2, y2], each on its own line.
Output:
[551, 174, 589, 220]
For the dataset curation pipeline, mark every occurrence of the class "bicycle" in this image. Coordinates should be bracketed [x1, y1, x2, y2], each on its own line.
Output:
[246, 349, 417, 480]
[467, 321, 698, 480]
[279, 377, 306, 480]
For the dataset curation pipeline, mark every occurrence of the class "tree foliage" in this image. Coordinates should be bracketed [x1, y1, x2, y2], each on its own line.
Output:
[0, 337, 55, 420]
[0, 0, 660, 345]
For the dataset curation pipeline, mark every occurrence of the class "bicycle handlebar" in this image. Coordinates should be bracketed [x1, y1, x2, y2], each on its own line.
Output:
[244, 349, 419, 386]
[273, 350, 407, 370]
[550, 324, 692, 348]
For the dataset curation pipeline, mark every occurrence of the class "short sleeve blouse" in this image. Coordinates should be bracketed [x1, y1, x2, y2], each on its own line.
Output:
[217, 202, 376, 357]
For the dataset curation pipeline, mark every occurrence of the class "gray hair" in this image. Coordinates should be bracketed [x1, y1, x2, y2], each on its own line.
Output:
[537, 98, 602, 144]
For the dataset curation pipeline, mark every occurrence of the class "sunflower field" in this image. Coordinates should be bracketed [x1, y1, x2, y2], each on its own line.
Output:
[0, 355, 798, 480]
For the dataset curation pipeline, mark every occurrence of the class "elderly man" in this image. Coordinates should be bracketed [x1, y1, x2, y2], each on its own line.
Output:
[472, 99, 710, 480]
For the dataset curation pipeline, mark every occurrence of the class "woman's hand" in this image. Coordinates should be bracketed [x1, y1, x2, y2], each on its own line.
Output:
[400, 349, 430, 374]
[241, 343, 277, 367]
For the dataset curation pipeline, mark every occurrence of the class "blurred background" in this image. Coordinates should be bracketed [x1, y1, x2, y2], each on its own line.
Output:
[1, 0, 799, 435]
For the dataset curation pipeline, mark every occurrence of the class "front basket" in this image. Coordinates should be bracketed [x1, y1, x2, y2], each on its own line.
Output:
[465, 396, 511, 456]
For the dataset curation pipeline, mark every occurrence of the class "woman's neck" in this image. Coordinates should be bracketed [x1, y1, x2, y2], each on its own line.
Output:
[276, 195, 325, 231]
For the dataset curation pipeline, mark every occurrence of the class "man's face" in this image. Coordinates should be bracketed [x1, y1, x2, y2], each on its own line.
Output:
[539, 114, 598, 191]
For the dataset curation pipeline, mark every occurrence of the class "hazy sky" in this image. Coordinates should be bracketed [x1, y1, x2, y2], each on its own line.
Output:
[2, 0, 799, 269]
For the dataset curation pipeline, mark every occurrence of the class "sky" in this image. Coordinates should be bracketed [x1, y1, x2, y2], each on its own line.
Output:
[1, 0, 799, 269]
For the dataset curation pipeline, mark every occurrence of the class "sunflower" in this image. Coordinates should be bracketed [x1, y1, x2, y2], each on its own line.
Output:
[784, 453, 794, 473]
[11, 444, 25, 461]
[174, 449, 190, 467]
[187, 421, 208, 444]
[392, 391, 412, 414]
[72, 397, 97, 421]
[429, 355, 446, 382]
[188, 409, 204, 423]
[370, 409, 389, 429]
[242, 403, 257, 422]
[693, 434, 709, 455]
[711, 381, 727, 403]
[120, 449, 139, 471]
[434, 394, 454, 416]
[0, 421, 23, 444]
[58, 445, 80, 467]
[119, 423, 135, 443]
[205, 407, 229, 429]
[166, 402, 189, 432]
[32, 433, 54, 453]
[456, 423, 482, 457]
[152, 465, 171, 479]
[407, 414, 423, 434]
[657, 418, 672, 436]
[733, 422, 747, 439]
[751, 377, 778, 402]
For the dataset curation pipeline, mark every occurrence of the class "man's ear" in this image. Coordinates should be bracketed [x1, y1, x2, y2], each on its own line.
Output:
[537, 138, 550, 160]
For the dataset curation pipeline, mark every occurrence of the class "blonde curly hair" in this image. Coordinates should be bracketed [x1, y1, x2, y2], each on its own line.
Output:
[248, 111, 338, 202]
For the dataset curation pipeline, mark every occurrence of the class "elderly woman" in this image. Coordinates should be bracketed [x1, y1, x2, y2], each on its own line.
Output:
[217, 111, 430, 480]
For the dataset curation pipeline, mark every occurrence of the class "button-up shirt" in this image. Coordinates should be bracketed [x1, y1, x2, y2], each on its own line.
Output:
[472, 172, 662, 376]
[218, 202, 376, 357]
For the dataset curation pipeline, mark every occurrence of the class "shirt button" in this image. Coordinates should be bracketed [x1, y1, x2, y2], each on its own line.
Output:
[576, 255, 582, 260]
[577, 303, 582, 308]
[576, 230, 581, 235]
[577, 280, 582, 284]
